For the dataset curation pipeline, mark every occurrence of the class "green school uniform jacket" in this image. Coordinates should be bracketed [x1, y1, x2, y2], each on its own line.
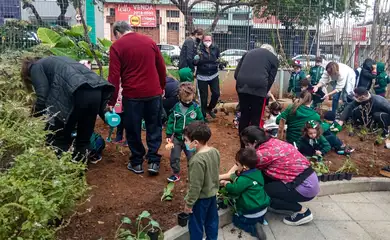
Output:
[227, 169, 270, 215]
[288, 71, 306, 93]
[309, 65, 324, 85]
[166, 102, 204, 140]
[298, 135, 331, 157]
[276, 104, 321, 144]
[374, 62, 388, 95]
[321, 121, 342, 135]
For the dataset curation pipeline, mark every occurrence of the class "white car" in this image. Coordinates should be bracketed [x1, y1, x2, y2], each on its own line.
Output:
[292, 54, 317, 67]
[157, 44, 181, 67]
[220, 49, 247, 67]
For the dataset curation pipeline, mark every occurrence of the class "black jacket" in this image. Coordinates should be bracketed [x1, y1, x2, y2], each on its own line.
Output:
[357, 59, 376, 90]
[235, 48, 279, 98]
[179, 37, 197, 71]
[340, 94, 390, 122]
[30, 56, 114, 123]
[194, 44, 220, 76]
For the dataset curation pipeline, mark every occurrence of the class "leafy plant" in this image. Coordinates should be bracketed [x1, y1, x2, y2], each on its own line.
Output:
[115, 211, 162, 240]
[357, 126, 369, 141]
[336, 156, 359, 174]
[310, 161, 329, 176]
[161, 182, 174, 201]
[345, 123, 354, 136]
[217, 187, 237, 213]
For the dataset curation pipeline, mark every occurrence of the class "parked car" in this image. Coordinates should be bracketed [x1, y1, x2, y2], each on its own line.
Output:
[157, 44, 181, 67]
[220, 49, 247, 67]
[292, 54, 317, 67]
[321, 54, 341, 62]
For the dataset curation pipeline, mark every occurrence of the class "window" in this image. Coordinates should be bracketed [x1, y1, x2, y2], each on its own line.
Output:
[167, 10, 180, 18]
[167, 22, 179, 31]
[232, 13, 249, 20]
[160, 45, 170, 50]
[109, 8, 115, 16]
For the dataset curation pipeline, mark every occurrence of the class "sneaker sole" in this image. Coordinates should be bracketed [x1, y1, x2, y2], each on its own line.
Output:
[148, 169, 159, 175]
[283, 214, 314, 226]
[379, 170, 390, 178]
[127, 165, 144, 174]
[167, 177, 180, 182]
[89, 158, 102, 164]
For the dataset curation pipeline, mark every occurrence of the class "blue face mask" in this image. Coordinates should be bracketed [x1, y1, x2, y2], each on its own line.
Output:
[185, 143, 196, 152]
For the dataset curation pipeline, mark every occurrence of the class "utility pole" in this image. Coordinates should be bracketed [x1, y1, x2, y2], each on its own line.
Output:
[332, 0, 336, 60]
[316, 0, 322, 56]
[371, 0, 381, 57]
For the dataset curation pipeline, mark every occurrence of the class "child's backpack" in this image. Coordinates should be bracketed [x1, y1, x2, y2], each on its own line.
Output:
[89, 132, 105, 156]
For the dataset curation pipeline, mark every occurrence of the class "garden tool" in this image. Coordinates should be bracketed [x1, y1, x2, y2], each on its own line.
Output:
[104, 109, 121, 142]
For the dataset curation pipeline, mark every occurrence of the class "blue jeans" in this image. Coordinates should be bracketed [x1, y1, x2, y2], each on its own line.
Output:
[323, 130, 343, 150]
[331, 91, 341, 115]
[122, 96, 162, 166]
[189, 196, 219, 240]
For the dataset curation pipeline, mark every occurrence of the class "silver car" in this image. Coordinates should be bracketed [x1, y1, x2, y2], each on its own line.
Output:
[220, 49, 247, 67]
[157, 44, 181, 67]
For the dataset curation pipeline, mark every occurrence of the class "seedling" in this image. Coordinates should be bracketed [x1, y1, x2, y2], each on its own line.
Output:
[217, 187, 237, 213]
[115, 211, 162, 240]
[310, 161, 329, 176]
[335, 156, 359, 174]
[161, 182, 174, 201]
[345, 123, 354, 136]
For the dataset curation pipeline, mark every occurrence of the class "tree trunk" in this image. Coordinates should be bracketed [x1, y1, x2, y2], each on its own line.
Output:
[210, 16, 220, 32]
[22, 1, 44, 26]
[184, 14, 194, 36]
[56, 0, 70, 27]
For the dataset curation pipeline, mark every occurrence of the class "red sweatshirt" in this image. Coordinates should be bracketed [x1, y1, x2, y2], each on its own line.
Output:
[108, 32, 166, 105]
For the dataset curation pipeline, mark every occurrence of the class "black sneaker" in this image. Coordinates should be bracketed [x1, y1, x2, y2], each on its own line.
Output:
[208, 110, 217, 119]
[283, 209, 313, 226]
[167, 174, 181, 182]
[127, 163, 144, 174]
[89, 154, 102, 164]
[380, 166, 390, 178]
[148, 163, 160, 175]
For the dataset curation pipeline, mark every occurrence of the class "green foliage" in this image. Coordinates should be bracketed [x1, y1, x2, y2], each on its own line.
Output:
[217, 187, 237, 213]
[161, 182, 174, 201]
[336, 156, 359, 174]
[0, 20, 40, 51]
[115, 211, 162, 240]
[310, 160, 329, 176]
[167, 69, 179, 80]
[162, 53, 172, 66]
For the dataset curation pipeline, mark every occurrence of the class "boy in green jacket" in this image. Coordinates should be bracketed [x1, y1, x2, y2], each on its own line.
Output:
[220, 148, 270, 239]
[166, 82, 204, 182]
[288, 62, 306, 98]
[374, 62, 388, 97]
[183, 121, 220, 240]
[308, 57, 324, 85]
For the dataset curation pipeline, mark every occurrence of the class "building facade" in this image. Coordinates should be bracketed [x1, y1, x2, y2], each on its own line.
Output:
[0, 0, 21, 25]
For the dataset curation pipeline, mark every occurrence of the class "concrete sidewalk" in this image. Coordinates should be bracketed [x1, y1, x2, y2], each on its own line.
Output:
[219, 191, 390, 240]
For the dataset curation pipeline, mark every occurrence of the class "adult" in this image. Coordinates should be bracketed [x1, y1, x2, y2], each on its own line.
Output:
[357, 58, 376, 90]
[338, 87, 390, 139]
[21, 56, 114, 163]
[194, 34, 221, 120]
[313, 62, 356, 114]
[235, 44, 279, 141]
[178, 28, 204, 73]
[163, 76, 179, 118]
[220, 126, 319, 226]
[108, 21, 166, 175]
[276, 91, 321, 145]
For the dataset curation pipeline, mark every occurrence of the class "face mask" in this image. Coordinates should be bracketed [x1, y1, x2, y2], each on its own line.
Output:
[203, 42, 212, 48]
[181, 101, 193, 108]
[185, 143, 196, 152]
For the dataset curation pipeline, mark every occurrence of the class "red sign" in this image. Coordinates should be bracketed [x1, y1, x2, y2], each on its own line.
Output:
[115, 4, 156, 27]
[352, 27, 367, 41]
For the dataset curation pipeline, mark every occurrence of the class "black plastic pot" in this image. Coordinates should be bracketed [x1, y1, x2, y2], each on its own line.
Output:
[345, 173, 353, 180]
[336, 173, 345, 180]
[147, 229, 160, 240]
[321, 174, 328, 182]
[317, 175, 321, 182]
[217, 199, 228, 209]
[178, 213, 189, 227]
[327, 174, 334, 181]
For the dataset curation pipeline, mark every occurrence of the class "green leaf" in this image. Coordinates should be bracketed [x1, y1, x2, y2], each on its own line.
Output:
[65, 24, 92, 37]
[122, 217, 131, 224]
[138, 210, 150, 219]
[166, 182, 174, 191]
[55, 36, 75, 48]
[125, 236, 135, 240]
[98, 38, 112, 48]
[37, 28, 61, 47]
[150, 220, 160, 228]
[50, 47, 79, 60]
[78, 41, 93, 57]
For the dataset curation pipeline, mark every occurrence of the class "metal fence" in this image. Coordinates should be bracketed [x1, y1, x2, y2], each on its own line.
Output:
[1, 0, 390, 69]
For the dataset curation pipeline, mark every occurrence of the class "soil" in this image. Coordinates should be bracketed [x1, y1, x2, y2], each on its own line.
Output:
[57, 79, 390, 239]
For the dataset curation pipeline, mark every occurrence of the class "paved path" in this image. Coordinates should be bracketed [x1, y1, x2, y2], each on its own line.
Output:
[219, 191, 390, 240]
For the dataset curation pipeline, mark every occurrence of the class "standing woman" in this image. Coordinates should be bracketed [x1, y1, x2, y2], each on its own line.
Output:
[313, 62, 356, 114]
[21, 56, 114, 162]
[235, 44, 279, 144]
[194, 33, 221, 120]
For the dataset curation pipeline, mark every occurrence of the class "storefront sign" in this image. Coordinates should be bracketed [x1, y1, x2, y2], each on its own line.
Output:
[115, 4, 156, 27]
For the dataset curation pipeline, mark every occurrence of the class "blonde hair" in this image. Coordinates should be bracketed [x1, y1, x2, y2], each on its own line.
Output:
[290, 91, 312, 115]
[178, 82, 195, 99]
[260, 44, 277, 56]
[326, 62, 339, 76]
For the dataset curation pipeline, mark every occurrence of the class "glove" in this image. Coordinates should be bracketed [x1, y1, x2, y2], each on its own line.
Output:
[194, 55, 200, 61]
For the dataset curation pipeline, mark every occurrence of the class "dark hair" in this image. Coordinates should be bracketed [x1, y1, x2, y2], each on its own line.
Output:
[326, 62, 339, 75]
[192, 28, 204, 36]
[315, 56, 323, 63]
[112, 21, 132, 37]
[240, 126, 270, 148]
[269, 101, 282, 112]
[236, 148, 258, 169]
[21, 56, 41, 93]
[303, 121, 322, 139]
[354, 87, 369, 96]
[184, 121, 211, 144]
[300, 78, 310, 88]
[291, 91, 312, 115]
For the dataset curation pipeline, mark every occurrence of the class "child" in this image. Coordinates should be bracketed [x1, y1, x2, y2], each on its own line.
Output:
[183, 121, 220, 239]
[288, 62, 306, 99]
[300, 79, 326, 110]
[178, 67, 194, 83]
[233, 104, 241, 129]
[322, 111, 354, 155]
[374, 62, 388, 97]
[113, 85, 128, 146]
[166, 82, 204, 182]
[220, 148, 270, 239]
[298, 120, 331, 158]
[308, 57, 324, 86]
[263, 101, 283, 137]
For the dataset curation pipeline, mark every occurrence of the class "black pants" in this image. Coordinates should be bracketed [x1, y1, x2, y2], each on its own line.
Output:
[238, 93, 265, 144]
[263, 174, 313, 212]
[122, 96, 162, 166]
[46, 88, 102, 161]
[163, 96, 178, 117]
[352, 109, 390, 135]
[115, 112, 125, 140]
[197, 77, 220, 118]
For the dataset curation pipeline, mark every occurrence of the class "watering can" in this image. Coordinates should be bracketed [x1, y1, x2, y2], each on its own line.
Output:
[104, 109, 121, 142]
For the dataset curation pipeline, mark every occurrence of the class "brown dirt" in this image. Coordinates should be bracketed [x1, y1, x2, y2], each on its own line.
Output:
[57, 81, 390, 239]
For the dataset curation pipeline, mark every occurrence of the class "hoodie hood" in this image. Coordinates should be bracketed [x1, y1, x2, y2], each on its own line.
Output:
[377, 62, 385, 74]
[362, 58, 376, 71]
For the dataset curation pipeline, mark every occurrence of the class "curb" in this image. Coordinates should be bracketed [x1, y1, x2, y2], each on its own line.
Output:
[163, 177, 390, 240]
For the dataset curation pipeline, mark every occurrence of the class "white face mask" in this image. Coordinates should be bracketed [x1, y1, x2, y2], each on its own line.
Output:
[203, 42, 212, 48]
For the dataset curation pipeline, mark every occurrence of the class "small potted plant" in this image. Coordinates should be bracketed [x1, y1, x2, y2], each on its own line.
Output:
[177, 212, 189, 227]
[217, 187, 229, 209]
[336, 157, 359, 180]
[345, 123, 354, 137]
[311, 160, 329, 182]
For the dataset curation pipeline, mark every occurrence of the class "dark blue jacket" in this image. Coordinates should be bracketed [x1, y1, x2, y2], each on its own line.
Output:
[195, 44, 220, 76]
[165, 77, 179, 99]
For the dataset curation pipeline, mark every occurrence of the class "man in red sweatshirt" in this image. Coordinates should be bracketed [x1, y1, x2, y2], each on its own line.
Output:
[108, 21, 166, 175]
